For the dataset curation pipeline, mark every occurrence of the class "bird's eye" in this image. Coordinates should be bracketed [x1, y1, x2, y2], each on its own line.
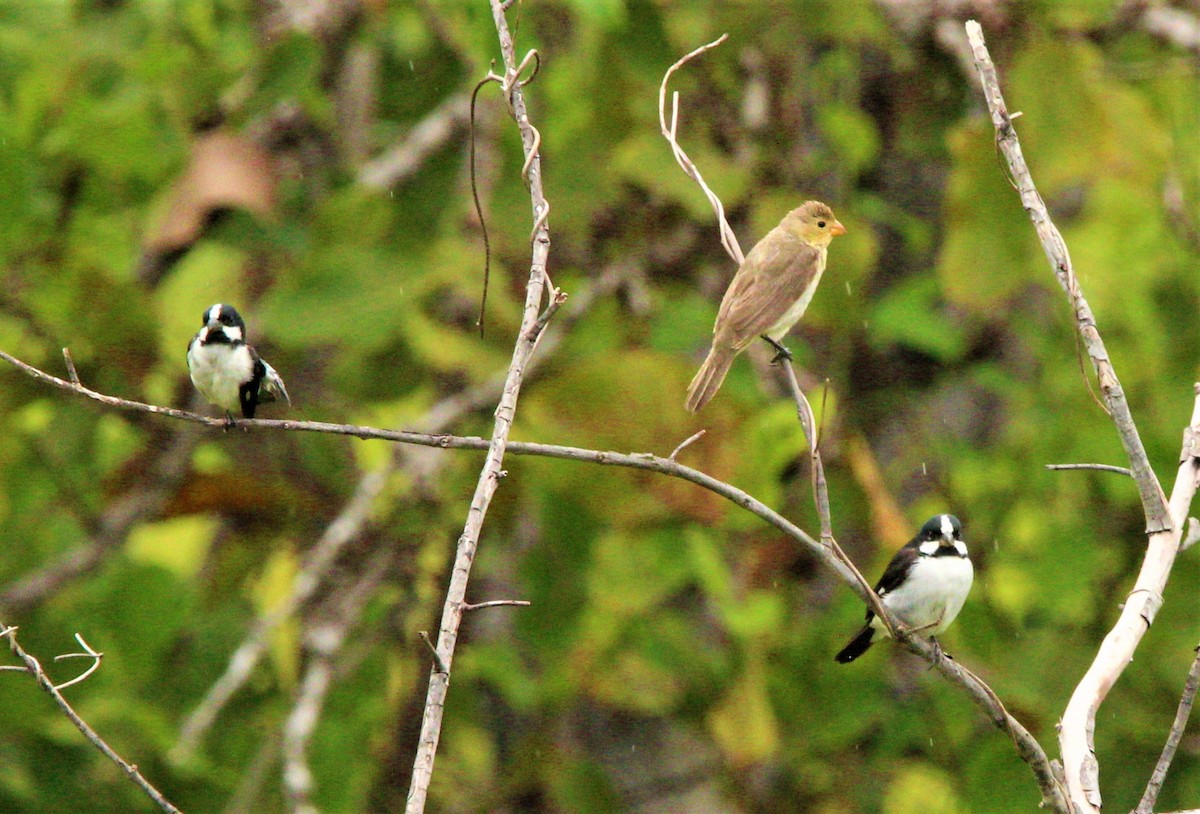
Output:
[817, 221, 826, 228]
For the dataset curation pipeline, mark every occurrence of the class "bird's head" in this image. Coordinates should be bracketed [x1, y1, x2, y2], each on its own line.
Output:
[198, 303, 246, 345]
[784, 200, 847, 248]
[916, 514, 963, 555]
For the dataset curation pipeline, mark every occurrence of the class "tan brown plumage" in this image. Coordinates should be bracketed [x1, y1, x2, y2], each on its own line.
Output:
[685, 200, 846, 412]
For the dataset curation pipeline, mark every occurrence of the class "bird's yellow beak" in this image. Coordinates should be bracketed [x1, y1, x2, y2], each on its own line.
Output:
[830, 220, 847, 237]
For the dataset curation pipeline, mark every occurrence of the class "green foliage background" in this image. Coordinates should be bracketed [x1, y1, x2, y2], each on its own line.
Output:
[1, 1, 1199, 812]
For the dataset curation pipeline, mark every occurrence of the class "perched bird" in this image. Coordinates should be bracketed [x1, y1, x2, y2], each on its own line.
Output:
[685, 200, 846, 413]
[835, 514, 973, 664]
[187, 303, 290, 420]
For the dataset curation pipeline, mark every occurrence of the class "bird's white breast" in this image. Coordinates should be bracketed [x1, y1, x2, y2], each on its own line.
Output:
[188, 340, 255, 412]
[766, 249, 828, 341]
[877, 555, 973, 637]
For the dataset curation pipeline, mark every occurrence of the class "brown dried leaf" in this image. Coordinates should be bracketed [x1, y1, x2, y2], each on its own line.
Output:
[138, 130, 277, 286]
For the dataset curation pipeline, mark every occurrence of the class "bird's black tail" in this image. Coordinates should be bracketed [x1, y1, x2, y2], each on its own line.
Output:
[835, 626, 875, 663]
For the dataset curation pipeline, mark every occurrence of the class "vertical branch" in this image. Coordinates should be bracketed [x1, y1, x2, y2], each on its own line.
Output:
[404, 2, 554, 812]
[965, 21, 1200, 813]
[1136, 644, 1200, 814]
[964, 20, 1170, 535]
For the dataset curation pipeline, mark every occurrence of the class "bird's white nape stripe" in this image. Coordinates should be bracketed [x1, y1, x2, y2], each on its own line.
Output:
[940, 514, 953, 537]
[210, 304, 222, 322]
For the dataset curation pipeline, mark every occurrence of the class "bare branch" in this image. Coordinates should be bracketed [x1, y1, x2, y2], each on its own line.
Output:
[967, 20, 1199, 813]
[417, 631, 447, 674]
[1136, 644, 1200, 814]
[1046, 463, 1133, 477]
[404, 4, 555, 811]
[964, 21, 1169, 535]
[1, 625, 182, 813]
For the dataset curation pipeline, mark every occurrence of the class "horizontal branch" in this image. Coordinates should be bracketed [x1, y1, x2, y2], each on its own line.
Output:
[4, 347, 1067, 805]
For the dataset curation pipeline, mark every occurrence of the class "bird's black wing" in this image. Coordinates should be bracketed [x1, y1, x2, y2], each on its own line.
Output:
[861, 543, 919, 621]
[238, 353, 268, 419]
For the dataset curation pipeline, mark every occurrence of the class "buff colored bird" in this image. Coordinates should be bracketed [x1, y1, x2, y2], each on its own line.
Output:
[685, 200, 846, 413]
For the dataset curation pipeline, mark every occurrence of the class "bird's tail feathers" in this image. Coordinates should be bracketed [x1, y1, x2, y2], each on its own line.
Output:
[260, 361, 291, 405]
[685, 347, 736, 413]
[834, 625, 875, 664]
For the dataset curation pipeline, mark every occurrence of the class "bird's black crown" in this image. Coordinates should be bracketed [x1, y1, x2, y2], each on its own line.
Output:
[201, 303, 246, 331]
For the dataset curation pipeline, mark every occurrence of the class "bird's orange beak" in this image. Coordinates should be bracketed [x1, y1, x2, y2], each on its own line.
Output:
[830, 220, 847, 237]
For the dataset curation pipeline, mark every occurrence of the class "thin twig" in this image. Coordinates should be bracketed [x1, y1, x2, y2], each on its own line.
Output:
[777, 359, 893, 635]
[0, 625, 182, 813]
[461, 599, 531, 611]
[1136, 645, 1200, 814]
[967, 20, 1194, 814]
[62, 347, 79, 384]
[657, 34, 743, 266]
[1045, 463, 1133, 477]
[51, 633, 103, 691]
[417, 631, 447, 674]
[668, 430, 706, 462]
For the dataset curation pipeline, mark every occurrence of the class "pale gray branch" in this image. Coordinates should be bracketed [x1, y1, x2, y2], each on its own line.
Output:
[1136, 644, 1200, 814]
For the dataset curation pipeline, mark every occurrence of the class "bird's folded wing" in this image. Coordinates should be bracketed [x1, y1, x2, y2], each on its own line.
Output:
[259, 359, 291, 405]
[716, 240, 822, 351]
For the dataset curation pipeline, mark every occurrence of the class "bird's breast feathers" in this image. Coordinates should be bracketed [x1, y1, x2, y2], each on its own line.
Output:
[188, 341, 256, 412]
[765, 248, 828, 341]
[874, 553, 973, 637]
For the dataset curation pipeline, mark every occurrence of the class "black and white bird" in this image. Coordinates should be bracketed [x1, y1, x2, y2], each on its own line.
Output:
[187, 303, 290, 420]
[835, 514, 973, 664]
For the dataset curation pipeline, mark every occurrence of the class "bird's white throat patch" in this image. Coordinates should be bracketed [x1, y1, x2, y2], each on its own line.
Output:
[918, 539, 968, 557]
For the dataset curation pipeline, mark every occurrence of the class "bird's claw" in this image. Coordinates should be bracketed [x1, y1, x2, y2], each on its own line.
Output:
[761, 335, 792, 364]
